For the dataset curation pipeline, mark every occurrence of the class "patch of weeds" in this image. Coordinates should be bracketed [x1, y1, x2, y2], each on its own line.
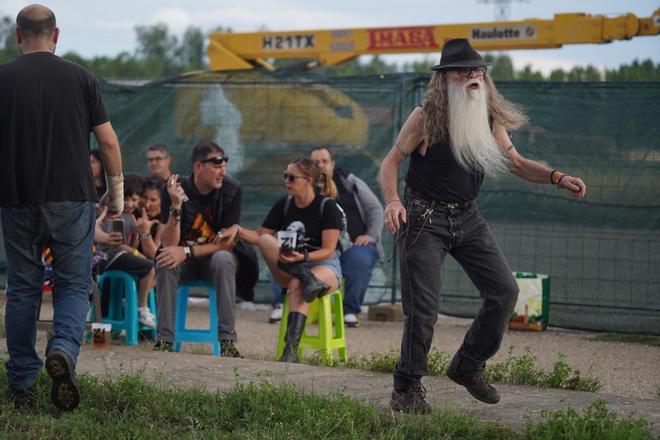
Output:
[190, 344, 211, 356]
[486, 347, 602, 392]
[305, 350, 338, 367]
[335, 346, 601, 392]
[344, 350, 399, 373]
[523, 400, 651, 440]
[589, 333, 660, 347]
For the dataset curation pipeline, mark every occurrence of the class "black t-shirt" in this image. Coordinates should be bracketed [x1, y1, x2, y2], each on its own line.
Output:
[0, 52, 108, 207]
[161, 175, 242, 246]
[262, 194, 343, 251]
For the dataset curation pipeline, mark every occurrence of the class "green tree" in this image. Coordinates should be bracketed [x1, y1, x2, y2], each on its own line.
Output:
[516, 65, 544, 80]
[0, 15, 20, 64]
[549, 68, 565, 81]
[177, 26, 207, 71]
[605, 59, 660, 81]
[487, 53, 515, 80]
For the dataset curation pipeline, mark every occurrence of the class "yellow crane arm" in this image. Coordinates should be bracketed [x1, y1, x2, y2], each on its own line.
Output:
[207, 9, 660, 71]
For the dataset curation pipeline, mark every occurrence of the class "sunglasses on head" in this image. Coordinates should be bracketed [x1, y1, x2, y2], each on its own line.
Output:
[453, 66, 487, 77]
[200, 155, 229, 165]
[283, 172, 307, 183]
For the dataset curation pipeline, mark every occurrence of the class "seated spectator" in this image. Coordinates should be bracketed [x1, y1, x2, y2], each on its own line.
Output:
[123, 174, 144, 218]
[136, 175, 164, 259]
[237, 157, 342, 363]
[154, 141, 243, 357]
[147, 144, 173, 181]
[94, 182, 157, 328]
[310, 147, 384, 327]
[90, 150, 106, 198]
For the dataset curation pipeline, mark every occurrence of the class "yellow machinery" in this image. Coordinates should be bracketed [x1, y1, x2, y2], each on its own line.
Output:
[208, 9, 660, 71]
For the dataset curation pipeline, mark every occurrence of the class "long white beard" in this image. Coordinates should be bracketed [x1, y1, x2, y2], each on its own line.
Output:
[447, 79, 510, 177]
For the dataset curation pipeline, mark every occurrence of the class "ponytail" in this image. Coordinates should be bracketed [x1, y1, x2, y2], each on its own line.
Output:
[318, 171, 337, 200]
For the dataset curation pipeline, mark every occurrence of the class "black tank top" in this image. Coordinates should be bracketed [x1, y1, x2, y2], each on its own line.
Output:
[405, 138, 484, 203]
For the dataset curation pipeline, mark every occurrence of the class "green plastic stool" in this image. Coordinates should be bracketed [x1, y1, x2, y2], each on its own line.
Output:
[275, 289, 347, 363]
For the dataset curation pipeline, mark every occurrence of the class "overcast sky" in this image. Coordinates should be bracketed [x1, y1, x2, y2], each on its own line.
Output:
[3, 0, 659, 74]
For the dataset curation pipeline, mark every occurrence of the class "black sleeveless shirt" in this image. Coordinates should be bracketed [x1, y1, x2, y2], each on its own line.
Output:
[405, 137, 484, 203]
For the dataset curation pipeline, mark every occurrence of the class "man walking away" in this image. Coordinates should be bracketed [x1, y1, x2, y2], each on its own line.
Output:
[0, 4, 124, 411]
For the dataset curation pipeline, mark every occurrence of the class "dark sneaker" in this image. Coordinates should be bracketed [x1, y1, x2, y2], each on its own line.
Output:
[152, 340, 174, 352]
[45, 348, 80, 411]
[7, 385, 37, 410]
[389, 382, 432, 414]
[220, 340, 243, 358]
[447, 371, 500, 404]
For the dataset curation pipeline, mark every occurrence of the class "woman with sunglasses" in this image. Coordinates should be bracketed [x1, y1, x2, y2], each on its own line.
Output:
[236, 157, 343, 363]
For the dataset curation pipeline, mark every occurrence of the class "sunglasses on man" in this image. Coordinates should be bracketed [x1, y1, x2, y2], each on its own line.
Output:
[453, 66, 487, 77]
[283, 172, 307, 183]
[200, 156, 229, 165]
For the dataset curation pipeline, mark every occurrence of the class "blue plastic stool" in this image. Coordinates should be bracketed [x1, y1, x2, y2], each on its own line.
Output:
[174, 280, 220, 356]
[95, 270, 157, 345]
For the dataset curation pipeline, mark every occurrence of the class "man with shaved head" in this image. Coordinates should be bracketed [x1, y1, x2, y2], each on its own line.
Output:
[0, 4, 124, 411]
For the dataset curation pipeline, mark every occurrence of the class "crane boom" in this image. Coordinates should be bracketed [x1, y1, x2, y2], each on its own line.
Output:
[208, 9, 660, 71]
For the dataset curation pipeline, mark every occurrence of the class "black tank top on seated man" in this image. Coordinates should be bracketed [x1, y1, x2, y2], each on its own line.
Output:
[262, 194, 343, 251]
[405, 137, 484, 203]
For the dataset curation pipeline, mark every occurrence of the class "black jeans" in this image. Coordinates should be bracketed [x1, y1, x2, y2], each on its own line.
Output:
[393, 193, 519, 391]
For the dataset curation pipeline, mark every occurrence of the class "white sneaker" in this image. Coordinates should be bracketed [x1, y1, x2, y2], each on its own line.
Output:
[138, 307, 156, 328]
[269, 304, 283, 323]
[344, 313, 360, 328]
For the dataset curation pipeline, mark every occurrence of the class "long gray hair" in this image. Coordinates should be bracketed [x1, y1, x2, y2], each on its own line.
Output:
[421, 71, 528, 146]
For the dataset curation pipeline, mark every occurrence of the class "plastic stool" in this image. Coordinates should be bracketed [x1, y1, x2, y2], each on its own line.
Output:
[275, 289, 347, 363]
[174, 280, 220, 356]
[95, 271, 157, 345]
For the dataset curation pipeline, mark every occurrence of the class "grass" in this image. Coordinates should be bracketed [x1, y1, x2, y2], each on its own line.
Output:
[589, 333, 660, 347]
[309, 346, 602, 393]
[0, 367, 652, 439]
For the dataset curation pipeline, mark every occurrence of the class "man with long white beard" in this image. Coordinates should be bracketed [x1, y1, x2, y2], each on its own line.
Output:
[379, 38, 586, 413]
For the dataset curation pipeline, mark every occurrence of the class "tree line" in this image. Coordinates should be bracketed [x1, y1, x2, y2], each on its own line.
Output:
[1, 17, 658, 81]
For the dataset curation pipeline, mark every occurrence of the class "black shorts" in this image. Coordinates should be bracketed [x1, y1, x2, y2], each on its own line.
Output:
[104, 252, 153, 279]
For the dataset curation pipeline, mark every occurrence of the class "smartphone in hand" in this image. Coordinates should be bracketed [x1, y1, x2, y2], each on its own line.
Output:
[111, 218, 126, 244]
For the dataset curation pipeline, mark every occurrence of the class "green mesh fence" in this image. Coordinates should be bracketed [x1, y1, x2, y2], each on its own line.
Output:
[1, 72, 658, 334]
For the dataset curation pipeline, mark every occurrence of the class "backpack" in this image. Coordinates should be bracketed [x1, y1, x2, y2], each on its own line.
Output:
[283, 195, 351, 253]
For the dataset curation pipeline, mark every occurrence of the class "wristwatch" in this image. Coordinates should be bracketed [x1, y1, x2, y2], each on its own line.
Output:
[139, 233, 151, 241]
[183, 246, 192, 260]
[303, 249, 310, 262]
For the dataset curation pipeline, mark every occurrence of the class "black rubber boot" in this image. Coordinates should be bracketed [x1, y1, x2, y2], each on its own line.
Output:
[277, 261, 329, 302]
[279, 312, 307, 363]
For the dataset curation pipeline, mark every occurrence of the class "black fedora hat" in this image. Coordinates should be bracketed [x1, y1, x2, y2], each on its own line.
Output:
[431, 38, 491, 71]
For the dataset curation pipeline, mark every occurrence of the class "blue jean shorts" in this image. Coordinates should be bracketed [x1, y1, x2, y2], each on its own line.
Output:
[304, 250, 342, 287]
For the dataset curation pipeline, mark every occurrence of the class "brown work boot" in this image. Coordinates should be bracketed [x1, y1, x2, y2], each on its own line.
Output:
[447, 371, 500, 404]
[389, 382, 432, 414]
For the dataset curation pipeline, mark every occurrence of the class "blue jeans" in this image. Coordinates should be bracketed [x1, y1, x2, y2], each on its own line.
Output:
[2, 201, 95, 391]
[340, 244, 379, 315]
